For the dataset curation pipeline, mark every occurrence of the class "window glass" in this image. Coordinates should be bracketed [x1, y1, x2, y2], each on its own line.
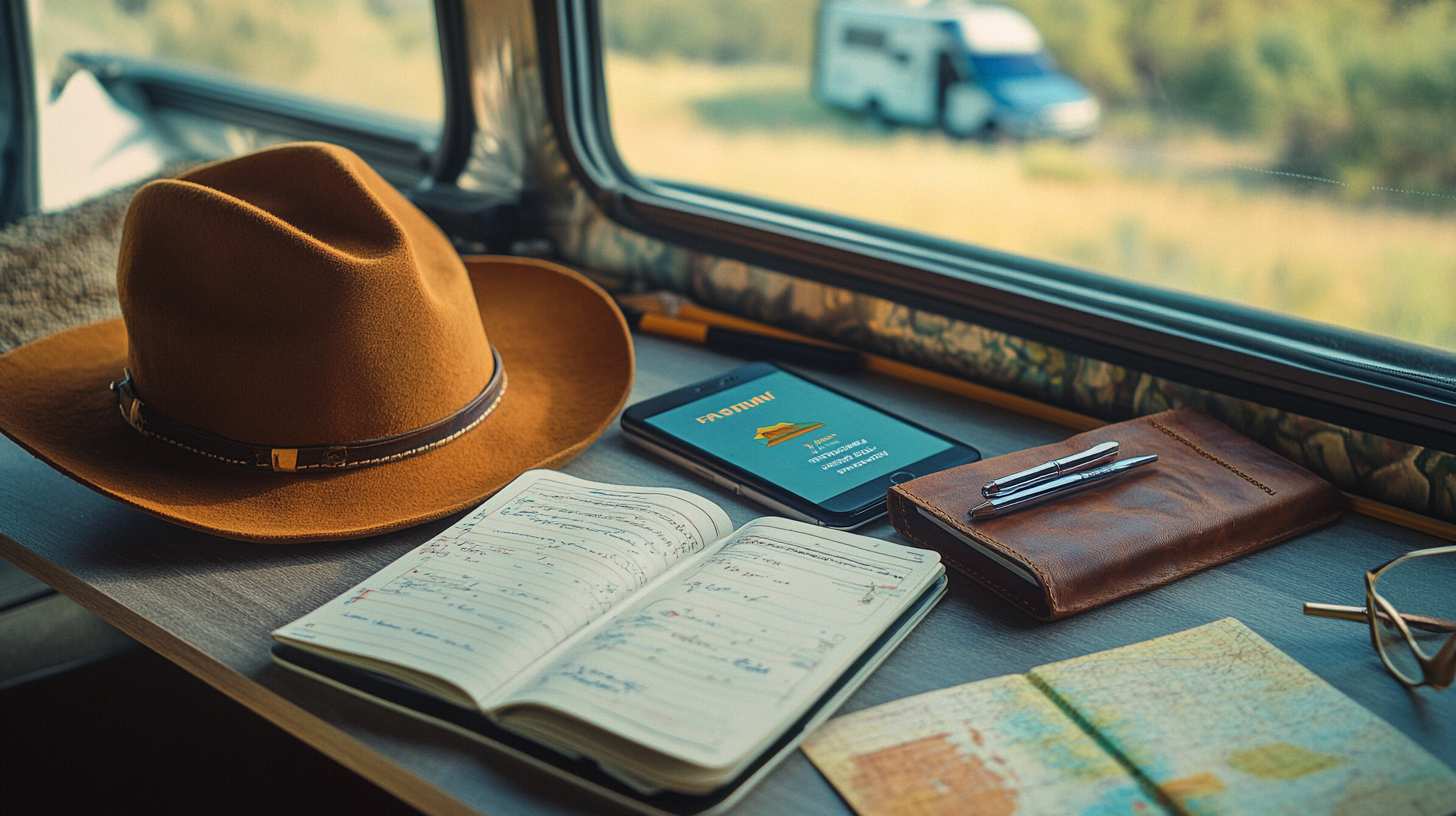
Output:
[30, 0, 444, 121]
[28, 1, 444, 210]
[602, 0, 1456, 354]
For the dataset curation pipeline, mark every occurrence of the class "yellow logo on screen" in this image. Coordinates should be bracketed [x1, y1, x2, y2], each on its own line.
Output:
[754, 421, 825, 447]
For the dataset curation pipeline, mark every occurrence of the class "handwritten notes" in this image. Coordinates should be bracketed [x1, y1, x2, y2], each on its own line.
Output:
[498, 519, 941, 769]
[273, 471, 732, 705]
[272, 471, 950, 795]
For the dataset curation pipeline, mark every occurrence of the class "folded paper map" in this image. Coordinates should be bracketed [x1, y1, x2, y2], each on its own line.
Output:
[803, 618, 1456, 816]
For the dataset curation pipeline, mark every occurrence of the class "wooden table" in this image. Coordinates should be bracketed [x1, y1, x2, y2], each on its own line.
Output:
[2, 334, 1451, 815]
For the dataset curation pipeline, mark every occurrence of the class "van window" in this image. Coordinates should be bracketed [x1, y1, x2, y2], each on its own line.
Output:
[600, 0, 1456, 355]
[843, 28, 886, 49]
[27, 0, 443, 209]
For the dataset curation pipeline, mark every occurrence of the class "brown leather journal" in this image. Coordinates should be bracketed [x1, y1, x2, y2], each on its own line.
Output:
[888, 409, 1344, 620]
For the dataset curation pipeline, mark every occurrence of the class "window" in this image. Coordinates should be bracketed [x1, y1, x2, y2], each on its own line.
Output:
[598, 0, 1456, 355]
[843, 28, 886, 50]
[27, 0, 445, 209]
[545, 0, 1456, 451]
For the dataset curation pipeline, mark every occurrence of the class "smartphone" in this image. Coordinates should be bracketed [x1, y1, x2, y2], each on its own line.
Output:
[621, 362, 981, 528]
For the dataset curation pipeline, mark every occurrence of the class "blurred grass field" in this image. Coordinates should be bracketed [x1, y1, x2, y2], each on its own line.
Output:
[605, 54, 1456, 351]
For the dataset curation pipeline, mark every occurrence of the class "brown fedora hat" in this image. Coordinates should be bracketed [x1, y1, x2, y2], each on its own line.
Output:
[0, 142, 633, 542]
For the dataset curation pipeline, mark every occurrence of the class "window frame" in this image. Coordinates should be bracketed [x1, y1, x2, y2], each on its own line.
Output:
[536, 0, 1456, 453]
[0, 1, 38, 224]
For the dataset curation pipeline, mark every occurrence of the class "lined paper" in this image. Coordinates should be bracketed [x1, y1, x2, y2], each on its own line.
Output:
[497, 518, 942, 769]
[272, 471, 732, 705]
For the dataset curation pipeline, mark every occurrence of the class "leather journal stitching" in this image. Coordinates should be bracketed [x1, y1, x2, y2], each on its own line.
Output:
[1151, 421, 1276, 495]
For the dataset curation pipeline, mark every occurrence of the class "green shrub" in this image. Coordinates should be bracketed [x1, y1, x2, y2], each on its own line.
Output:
[602, 0, 818, 64]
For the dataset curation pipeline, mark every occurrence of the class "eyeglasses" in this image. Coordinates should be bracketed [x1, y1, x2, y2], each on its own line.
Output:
[1303, 545, 1455, 691]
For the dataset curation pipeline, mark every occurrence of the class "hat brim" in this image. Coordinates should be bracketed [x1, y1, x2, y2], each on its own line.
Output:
[0, 257, 634, 543]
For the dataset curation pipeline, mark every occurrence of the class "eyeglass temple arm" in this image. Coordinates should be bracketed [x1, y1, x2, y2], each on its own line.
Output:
[1304, 602, 1456, 634]
[1303, 602, 1369, 623]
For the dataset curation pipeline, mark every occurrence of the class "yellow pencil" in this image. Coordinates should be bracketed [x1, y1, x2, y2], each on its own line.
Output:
[617, 293, 1103, 430]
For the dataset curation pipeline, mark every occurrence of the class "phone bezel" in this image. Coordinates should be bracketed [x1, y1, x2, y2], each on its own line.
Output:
[620, 362, 982, 528]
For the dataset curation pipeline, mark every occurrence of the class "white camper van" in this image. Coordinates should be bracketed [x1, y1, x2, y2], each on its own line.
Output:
[814, 0, 1100, 139]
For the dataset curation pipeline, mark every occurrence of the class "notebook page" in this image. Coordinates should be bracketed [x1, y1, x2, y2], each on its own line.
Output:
[272, 471, 733, 707]
[495, 518, 943, 771]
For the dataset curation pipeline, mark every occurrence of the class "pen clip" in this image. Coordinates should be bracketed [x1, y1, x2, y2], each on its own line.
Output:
[980, 440, 1119, 498]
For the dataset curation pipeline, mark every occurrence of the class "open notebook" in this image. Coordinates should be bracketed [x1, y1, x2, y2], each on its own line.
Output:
[270, 470, 945, 813]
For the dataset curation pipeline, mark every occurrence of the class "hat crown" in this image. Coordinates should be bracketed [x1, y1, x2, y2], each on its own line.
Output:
[118, 143, 494, 447]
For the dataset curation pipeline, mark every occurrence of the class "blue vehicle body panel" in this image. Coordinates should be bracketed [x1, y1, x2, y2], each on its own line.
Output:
[985, 72, 1093, 112]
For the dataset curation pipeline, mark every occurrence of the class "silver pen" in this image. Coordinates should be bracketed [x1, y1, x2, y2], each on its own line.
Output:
[970, 454, 1158, 520]
[981, 440, 1120, 498]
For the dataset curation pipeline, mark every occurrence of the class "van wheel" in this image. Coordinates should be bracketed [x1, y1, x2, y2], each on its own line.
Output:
[864, 99, 891, 131]
[943, 84, 995, 140]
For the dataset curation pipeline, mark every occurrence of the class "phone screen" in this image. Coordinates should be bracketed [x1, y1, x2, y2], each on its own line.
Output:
[643, 369, 955, 504]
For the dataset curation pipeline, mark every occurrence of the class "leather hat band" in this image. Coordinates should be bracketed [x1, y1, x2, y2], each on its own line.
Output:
[110, 349, 506, 473]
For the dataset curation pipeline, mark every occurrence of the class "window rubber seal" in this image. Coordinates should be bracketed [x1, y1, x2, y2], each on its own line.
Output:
[429, 0, 477, 186]
[0, 0, 38, 224]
